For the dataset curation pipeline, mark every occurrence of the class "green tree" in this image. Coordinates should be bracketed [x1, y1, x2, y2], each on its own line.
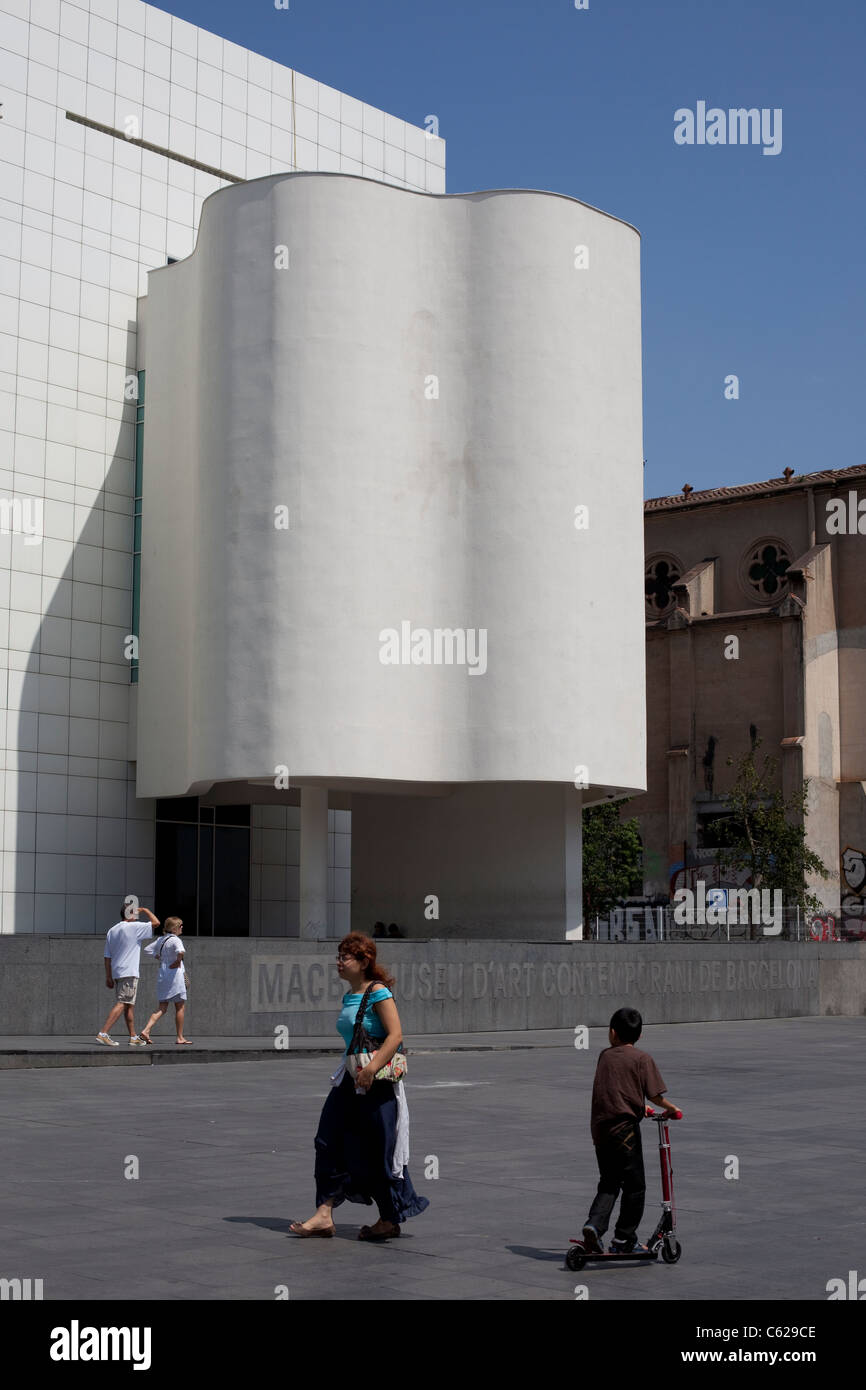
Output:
[714, 740, 829, 925]
[582, 801, 643, 921]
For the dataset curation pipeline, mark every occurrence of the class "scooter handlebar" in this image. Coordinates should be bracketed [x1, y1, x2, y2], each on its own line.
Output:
[645, 1107, 683, 1120]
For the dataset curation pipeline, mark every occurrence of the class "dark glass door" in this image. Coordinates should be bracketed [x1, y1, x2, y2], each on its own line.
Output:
[154, 800, 250, 935]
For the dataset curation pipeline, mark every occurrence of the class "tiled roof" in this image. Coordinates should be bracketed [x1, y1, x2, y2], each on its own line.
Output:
[645, 464, 866, 513]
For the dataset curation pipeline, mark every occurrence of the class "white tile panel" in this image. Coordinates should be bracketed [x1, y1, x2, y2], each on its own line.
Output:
[116, 25, 143, 67]
[195, 60, 220, 102]
[247, 50, 270, 92]
[33, 0, 61, 30]
[221, 38, 247, 79]
[0, 9, 28, 55]
[29, 31, 59, 73]
[143, 38, 170, 81]
[293, 72, 316, 109]
[196, 29, 222, 70]
[58, 36, 88, 79]
[318, 114, 340, 154]
[246, 81, 269, 121]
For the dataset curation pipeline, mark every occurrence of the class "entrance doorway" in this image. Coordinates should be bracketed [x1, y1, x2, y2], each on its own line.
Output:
[154, 799, 251, 935]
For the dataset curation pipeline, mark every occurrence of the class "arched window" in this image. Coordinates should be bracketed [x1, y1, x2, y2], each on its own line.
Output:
[645, 554, 682, 616]
[740, 539, 792, 602]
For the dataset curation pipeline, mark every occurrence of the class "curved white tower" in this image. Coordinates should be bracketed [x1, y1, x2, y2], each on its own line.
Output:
[138, 173, 645, 937]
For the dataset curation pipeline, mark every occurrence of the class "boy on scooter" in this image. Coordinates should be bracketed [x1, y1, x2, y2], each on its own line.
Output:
[580, 1007, 680, 1254]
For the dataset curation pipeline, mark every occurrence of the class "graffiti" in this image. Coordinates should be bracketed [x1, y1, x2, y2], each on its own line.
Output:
[840, 846, 866, 936]
[809, 914, 840, 942]
[841, 846, 866, 895]
[669, 860, 752, 898]
[593, 906, 662, 942]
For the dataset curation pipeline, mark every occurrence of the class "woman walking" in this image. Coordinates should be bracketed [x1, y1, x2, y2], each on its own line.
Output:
[139, 917, 192, 1045]
[290, 932, 428, 1240]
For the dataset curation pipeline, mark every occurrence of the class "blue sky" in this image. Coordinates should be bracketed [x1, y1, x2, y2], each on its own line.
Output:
[155, 0, 864, 501]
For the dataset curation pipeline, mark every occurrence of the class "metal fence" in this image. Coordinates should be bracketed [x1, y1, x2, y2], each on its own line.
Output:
[585, 906, 865, 944]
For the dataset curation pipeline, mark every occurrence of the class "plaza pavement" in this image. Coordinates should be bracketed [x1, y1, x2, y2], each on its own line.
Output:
[0, 1028, 587, 1069]
[0, 1017, 862, 1301]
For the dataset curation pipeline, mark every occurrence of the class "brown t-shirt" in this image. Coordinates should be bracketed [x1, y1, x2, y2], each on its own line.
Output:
[590, 1045, 666, 1144]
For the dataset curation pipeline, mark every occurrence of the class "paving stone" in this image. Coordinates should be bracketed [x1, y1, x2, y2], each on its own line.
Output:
[0, 1018, 863, 1300]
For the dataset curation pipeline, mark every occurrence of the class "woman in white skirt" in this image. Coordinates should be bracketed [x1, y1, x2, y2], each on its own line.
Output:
[140, 917, 191, 1046]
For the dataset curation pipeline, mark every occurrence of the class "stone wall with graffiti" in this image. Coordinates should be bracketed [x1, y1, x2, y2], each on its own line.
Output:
[623, 840, 866, 941]
[640, 846, 753, 901]
[841, 845, 866, 932]
[668, 854, 753, 899]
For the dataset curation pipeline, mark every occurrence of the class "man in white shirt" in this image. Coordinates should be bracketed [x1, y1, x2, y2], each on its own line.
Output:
[96, 901, 160, 1047]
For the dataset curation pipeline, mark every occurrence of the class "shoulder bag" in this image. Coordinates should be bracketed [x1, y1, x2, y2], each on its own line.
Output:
[344, 984, 407, 1083]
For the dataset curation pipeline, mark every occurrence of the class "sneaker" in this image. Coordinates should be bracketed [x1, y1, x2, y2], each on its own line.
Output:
[129, 1035, 147, 1046]
[581, 1224, 603, 1253]
[610, 1237, 649, 1254]
[95, 1032, 119, 1047]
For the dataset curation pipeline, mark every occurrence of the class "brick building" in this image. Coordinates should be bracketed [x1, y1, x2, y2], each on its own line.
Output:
[632, 464, 866, 930]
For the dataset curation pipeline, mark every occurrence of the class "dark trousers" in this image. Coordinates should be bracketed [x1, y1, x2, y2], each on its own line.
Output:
[586, 1118, 646, 1242]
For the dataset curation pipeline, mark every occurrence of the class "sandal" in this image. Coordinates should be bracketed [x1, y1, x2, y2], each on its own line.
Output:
[289, 1221, 335, 1238]
[358, 1223, 400, 1242]
[139, 1033, 153, 1045]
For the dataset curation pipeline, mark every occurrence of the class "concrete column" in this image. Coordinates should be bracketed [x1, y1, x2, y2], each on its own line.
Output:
[565, 787, 584, 940]
[300, 787, 329, 940]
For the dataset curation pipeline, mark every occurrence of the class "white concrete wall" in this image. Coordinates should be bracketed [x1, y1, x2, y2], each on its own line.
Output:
[0, 0, 442, 933]
[138, 174, 646, 799]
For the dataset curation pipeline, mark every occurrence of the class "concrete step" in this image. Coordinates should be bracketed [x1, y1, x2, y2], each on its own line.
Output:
[0, 1028, 579, 1068]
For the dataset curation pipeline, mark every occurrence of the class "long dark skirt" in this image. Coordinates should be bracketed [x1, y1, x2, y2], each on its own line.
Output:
[314, 1073, 429, 1224]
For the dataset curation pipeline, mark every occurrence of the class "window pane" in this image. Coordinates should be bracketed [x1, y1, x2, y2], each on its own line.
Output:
[155, 822, 197, 935]
[156, 797, 199, 823]
[134, 426, 144, 492]
[213, 827, 250, 935]
[131, 556, 140, 634]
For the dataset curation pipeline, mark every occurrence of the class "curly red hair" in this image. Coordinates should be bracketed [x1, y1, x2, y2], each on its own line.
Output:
[338, 933, 395, 991]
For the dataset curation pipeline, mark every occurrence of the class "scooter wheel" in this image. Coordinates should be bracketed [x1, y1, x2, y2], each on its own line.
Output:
[566, 1246, 587, 1271]
[661, 1240, 682, 1264]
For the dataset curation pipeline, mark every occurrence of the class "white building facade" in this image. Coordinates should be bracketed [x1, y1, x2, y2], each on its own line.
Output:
[0, 0, 444, 936]
[136, 168, 646, 940]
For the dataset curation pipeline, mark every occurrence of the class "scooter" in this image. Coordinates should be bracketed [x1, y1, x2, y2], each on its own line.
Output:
[565, 1108, 683, 1270]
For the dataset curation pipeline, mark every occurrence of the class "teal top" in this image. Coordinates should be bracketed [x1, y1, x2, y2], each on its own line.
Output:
[337, 988, 392, 1053]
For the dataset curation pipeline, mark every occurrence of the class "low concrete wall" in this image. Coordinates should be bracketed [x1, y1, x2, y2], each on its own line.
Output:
[1, 938, 865, 1036]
